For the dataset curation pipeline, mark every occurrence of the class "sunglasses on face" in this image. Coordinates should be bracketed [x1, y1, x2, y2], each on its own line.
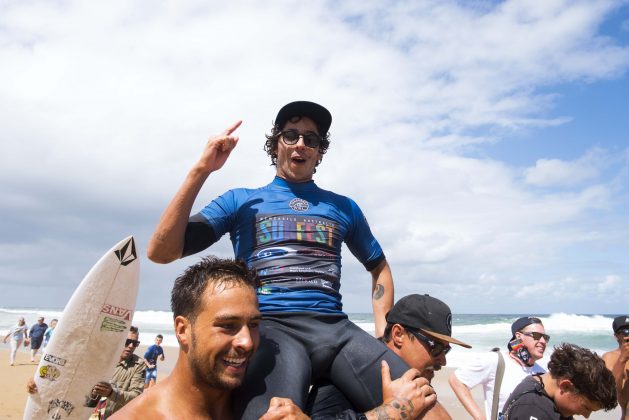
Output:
[521, 332, 550, 342]
[407, 328, 451, 357]
[125, 339, 140, 347]
[280, 129, 322, 149]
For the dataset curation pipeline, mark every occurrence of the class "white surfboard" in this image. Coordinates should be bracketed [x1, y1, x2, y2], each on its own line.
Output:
[24, 236, 140, 420]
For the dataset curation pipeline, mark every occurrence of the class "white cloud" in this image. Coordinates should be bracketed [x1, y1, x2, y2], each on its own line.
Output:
[523, 148, 609, 187]
[1, 0, 628, 313]
[598, 274, 622, 293]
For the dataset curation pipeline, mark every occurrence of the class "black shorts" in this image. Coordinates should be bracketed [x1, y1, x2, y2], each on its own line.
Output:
[30, 336, 43, 350]
[232, 312, 409, 419]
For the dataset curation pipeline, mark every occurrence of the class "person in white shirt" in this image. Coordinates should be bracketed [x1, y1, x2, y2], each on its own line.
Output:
[448, 316, 548, 420]
[3, 317, 29, 366]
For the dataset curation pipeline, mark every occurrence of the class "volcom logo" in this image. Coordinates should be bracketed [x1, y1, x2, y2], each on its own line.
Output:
[446, 313, 452, 334]
[289, 198, 309, 212]
[102, 304, 133, 321]
[114, 237, 137, 266]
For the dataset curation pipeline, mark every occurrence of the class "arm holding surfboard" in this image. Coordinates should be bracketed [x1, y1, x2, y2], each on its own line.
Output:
[147, 121, 242, 263]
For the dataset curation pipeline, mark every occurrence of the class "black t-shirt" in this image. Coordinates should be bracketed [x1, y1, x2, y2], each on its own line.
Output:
[502, 375, 572, 420]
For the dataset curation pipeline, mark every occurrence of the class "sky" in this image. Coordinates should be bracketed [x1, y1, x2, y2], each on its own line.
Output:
[1, 0, 628, 314]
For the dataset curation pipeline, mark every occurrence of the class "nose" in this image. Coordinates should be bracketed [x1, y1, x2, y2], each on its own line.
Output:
[435, 351, 447, 367]
[293, 135, 307, 149]
[234, 326, 256, 352]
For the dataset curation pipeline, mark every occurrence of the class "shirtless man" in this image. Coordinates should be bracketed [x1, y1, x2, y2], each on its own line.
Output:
[603, 315, 629, 419]
[111, 257, 262, 419]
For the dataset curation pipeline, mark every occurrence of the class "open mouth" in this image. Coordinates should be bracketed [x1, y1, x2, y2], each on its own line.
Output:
[223, 356, 248, 370]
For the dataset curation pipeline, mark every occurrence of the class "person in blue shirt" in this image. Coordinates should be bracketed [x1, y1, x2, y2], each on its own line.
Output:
[143, 334, 165, 389]
[148, 101, 412, 418]
[43, 318, 57, 348]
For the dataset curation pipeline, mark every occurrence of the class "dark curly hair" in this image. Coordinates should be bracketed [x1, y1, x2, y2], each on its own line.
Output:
[171, 256, 259, 323]
[264, 116, 331, 172]
[548, 343, 617, 411]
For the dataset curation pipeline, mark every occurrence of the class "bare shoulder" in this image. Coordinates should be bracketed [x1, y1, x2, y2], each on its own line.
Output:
[603, 349, 619, 366]
[109, 387, 165, 419]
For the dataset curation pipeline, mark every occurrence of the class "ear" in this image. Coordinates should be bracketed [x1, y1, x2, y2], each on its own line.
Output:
[174, 315, 191, 349]
[391, 324, 406, 348]
[558, 378, 575, 394]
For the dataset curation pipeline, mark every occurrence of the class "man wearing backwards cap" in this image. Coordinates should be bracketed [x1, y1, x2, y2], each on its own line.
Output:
[603, 315, 629, 419]
[307, 294, 471, 419]
[449, 316, 547, 420]
[148, 101, 416, 418]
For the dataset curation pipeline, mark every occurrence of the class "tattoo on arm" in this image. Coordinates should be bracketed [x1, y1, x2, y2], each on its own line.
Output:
[373, 284, 385, 300]
[373, 398, 414, 420]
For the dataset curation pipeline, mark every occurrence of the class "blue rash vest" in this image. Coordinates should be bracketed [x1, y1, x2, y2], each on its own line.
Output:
[184, 176, 385, 314]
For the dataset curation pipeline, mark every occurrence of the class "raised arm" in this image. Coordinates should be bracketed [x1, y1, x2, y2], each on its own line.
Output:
[147, 121, 241, 263]
[370, 259, 394, 338]
[448, 373, 486, 420]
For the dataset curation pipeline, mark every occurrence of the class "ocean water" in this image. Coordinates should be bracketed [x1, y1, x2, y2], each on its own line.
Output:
[1, 308, 619, 369]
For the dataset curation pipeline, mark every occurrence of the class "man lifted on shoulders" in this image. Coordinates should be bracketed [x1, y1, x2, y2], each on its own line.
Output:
[148, 101, 413, 417]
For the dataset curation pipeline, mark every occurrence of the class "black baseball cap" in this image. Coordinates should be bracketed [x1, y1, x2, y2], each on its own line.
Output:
[612, 315, 629, 333]
[385, 294, 471, 348]
[275, 101, 332, 135]
[511, 316, 543, 339]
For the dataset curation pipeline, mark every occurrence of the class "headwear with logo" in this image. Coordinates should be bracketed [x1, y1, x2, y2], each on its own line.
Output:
[385, 294, 471, 348]
[511, 316, 543, 340]
[612, 315, 629, 333]
[275, 101, 332, 136]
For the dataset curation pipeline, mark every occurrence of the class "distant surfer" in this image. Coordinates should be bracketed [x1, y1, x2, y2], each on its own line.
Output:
[143, 334, 165, 389]
[148, 101, 415, 417]
[603, 315, 629, 419]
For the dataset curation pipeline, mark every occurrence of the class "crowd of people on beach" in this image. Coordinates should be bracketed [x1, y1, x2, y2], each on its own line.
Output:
[3, 316, 57, 366]
[15, 101, 629, 419]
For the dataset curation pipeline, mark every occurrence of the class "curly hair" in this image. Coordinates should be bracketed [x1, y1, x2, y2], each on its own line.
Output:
[264, 116, 331, 171]
[548, 343, 617, 411]
[171, 256, 259, 322]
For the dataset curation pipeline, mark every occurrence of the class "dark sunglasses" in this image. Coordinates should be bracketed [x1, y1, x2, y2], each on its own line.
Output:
[521, 332, 550, 342]
[407, 328, 451, 357]
[280, 129, 322, 149]
[125, 339, 140, 347]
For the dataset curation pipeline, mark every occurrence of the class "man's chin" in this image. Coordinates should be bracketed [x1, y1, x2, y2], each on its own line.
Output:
[421, 368, 435, 381]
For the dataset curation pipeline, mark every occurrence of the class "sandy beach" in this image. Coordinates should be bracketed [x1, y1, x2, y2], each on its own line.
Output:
[1, 345, 619, 419]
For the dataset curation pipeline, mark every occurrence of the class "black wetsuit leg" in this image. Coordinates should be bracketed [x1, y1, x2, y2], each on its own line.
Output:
[232, 317, 312, 419]
[306, 379, 354, 418]
[328, 318, 409, 412]
[233, 313, 409, 419]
